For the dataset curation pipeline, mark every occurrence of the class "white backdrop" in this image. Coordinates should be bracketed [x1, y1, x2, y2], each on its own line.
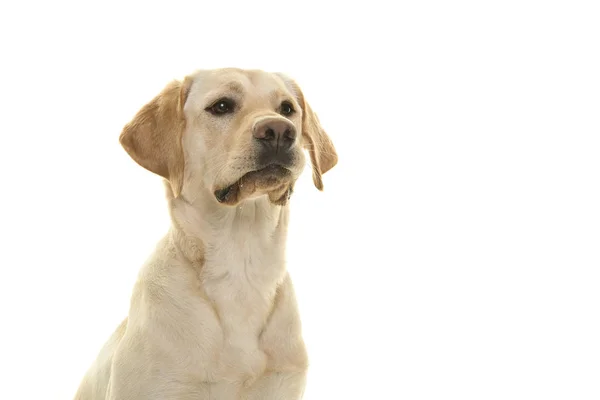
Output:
[1, 1, 599, 399]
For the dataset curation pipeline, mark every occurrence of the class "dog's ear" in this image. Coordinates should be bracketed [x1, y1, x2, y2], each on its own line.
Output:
[277, 74, 338, 190]
[119, 77, 193, 197]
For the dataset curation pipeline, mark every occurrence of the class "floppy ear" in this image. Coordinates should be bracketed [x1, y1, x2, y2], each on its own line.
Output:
[277, 75, 338, 190]
[119, 77, 193, 197]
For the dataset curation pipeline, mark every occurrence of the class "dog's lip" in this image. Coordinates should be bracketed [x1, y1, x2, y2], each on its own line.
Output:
[214, 186, 232, 203]
[254, 163, 290, 175]
[213, 164, 290, 202]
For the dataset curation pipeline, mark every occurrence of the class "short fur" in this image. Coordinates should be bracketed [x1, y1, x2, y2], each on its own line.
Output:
[74, 68, 337, 400]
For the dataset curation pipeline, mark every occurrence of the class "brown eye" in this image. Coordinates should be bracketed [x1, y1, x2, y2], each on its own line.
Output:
[280, 101, 295, 116]
[207, 98, 235, 115]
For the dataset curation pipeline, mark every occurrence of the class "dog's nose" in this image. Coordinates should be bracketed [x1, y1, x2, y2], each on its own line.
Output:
[253, 119, 297, 152]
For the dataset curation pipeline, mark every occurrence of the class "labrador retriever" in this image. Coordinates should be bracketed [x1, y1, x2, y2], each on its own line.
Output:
[73, 68, 337, 400]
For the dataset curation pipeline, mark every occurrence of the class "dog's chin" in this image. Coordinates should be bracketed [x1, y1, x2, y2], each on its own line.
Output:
[214, 165, 294, 206]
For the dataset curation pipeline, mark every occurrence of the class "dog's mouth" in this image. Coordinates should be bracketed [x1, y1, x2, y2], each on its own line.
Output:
[214, 164, 293, 205]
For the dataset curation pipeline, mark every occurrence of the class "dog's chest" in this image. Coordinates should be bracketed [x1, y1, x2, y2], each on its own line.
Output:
[200, 227, 285, 380]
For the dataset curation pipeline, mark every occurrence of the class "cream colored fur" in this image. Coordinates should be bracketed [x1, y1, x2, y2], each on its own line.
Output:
[73, 68, 337, 400]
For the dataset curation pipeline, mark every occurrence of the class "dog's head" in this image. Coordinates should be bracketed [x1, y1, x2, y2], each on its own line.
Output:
[120, 68, 337, 206]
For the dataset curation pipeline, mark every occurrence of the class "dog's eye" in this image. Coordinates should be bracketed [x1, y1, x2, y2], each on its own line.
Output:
[280, 101, 295, 116]
[207, 98, 235, 115]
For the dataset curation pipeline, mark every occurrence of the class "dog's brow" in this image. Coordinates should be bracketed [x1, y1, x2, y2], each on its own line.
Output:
[220, 81, 245, 97]
[204, 81, 246, 104]
[270, 90, 291, 104]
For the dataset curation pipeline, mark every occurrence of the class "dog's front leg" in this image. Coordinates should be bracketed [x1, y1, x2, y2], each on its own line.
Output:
[242, 370, 307, 400]
[106, 341, 212, 400]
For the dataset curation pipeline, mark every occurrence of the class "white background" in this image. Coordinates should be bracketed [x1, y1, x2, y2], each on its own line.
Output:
[1, 1, 599, 399]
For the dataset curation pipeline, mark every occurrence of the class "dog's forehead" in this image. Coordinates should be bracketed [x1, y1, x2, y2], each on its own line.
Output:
[190, 69, 288, 98]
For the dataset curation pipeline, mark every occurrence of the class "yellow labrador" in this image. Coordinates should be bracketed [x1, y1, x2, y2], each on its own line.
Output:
[74, 68, 337, 400]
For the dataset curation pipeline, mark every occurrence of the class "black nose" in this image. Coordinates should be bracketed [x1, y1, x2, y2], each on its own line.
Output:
[253, 119, 297, 153]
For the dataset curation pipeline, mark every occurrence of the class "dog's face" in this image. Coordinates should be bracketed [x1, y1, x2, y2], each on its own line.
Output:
[184, 69, 311, 205]
[120, 68, 337, 206]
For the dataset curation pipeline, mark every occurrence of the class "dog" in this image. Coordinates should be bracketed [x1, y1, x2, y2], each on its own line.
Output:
[73, 68, 337, 400]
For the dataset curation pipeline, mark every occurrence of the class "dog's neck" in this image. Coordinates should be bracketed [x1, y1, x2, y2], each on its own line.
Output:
[158, 184, 291, 355]
[168, 184, 289, 286]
